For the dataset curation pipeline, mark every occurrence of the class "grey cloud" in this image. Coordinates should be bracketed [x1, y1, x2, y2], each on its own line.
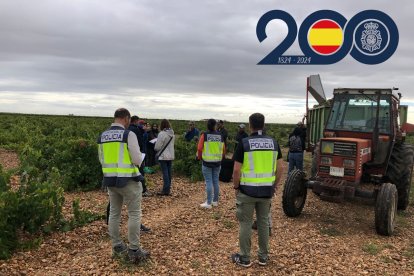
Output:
[0, 0, 413, 122]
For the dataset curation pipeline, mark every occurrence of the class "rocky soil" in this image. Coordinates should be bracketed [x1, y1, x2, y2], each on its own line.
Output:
[0, 152, 413, 275]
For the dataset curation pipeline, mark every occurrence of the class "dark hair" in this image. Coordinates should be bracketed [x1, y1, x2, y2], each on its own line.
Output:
[249, 113, 265, 130]
[130, 115, 139, 123]
[160, 119, 171, 130]
[114, 108, 131, 119]
[207, 119, 216, 131]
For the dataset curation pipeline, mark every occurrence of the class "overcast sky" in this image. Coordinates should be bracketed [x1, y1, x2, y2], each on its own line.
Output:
[0, 0, 413, 123]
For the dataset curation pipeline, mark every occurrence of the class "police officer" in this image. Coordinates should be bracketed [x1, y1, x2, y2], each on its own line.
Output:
[98, 108, 149, 263]
[231, 113, 283, 267]
[197, 119, 225, 208]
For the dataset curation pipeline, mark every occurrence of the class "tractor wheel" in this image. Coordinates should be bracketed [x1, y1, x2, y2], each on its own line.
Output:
[375, 183, 397, 236]
[386, 143, 414, 210]
[282, 169, 307, 217]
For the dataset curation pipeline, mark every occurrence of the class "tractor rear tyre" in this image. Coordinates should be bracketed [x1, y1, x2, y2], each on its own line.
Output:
[386, 143, 414, 210]
[375, 183, 397, 236]
[283, 169, 307, 217]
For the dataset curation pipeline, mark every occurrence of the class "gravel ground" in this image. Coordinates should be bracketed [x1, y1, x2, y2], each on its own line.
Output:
[0, 149, 19, 170]
[0, 153, 414, 275]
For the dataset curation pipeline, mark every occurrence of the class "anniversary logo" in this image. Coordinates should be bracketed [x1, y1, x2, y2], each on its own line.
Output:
[257, 10, 399, 65]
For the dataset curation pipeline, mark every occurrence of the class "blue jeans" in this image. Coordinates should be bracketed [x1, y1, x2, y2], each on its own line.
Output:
[202, 165, 221, 204]
[159, 160, 172, 194]
[288, 152, 304, 174]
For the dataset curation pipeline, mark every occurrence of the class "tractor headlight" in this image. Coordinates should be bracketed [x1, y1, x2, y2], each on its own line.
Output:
[343, 159, 355, 168]
[321, 141, 334, 154]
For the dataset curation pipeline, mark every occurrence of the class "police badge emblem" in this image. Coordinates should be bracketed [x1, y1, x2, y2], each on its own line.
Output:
[360, 22, 382, 52]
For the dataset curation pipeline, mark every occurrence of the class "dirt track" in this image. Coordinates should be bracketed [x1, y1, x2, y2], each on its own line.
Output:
[1, 156, 414, 275]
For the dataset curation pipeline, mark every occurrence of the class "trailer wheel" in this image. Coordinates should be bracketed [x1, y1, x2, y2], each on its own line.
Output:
[386, 143, 414, 210]
[283, 169, 307, 217]
[375, 183, 397, 236]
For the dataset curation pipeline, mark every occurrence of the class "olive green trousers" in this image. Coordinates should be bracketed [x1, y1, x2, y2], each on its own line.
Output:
[236, 191, 271, 261]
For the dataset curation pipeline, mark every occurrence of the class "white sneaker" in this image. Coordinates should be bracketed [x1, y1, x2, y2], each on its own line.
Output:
[200, 202, 212, 209]
[212, 201, 218, 207]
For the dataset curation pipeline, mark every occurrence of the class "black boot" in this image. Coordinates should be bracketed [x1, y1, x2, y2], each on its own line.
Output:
[140, 224, 151, 233]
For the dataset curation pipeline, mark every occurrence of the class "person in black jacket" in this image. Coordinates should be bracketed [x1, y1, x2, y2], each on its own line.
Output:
[288, 126, 305, 174]
[126, 115, 151, 232]
[146, 123, 159, 167]
[128, 116, 145, 150]
[234, 124, 248, 152]
[217, 120, 228, 151]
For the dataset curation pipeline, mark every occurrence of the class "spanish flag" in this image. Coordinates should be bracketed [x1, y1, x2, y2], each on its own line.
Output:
[308, 20, 343, 55]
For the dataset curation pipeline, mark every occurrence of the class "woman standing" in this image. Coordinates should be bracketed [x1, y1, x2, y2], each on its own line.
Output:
[197, 119, 225, 208]
[155, 119, 175, 196]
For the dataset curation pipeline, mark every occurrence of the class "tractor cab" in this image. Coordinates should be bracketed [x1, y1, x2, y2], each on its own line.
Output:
[320, 89, 399, 180]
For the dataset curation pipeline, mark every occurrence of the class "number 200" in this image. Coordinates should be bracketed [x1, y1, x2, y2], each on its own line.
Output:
[256, 10, 399, 65]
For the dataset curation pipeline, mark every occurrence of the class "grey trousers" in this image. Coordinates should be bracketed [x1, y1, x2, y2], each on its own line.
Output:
[236, 192, 271, 261]
[107, 180, 142, 250]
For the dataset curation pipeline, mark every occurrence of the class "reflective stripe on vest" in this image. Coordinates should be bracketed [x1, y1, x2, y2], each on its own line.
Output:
[202, 133, 224, 162]
[99, 139, 139, 178]
[240, 150, 278, 187]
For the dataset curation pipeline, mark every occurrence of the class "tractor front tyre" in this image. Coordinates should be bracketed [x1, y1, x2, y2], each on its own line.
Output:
[387, 143, 414, 210]
[282, 169, 307, 217]
[375, 183, 397, 236]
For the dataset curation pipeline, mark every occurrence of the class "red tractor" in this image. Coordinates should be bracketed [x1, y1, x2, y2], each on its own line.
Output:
[282, 75, 414, 235]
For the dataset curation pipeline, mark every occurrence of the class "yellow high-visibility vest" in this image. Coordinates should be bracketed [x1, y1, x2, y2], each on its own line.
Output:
[239, 135, 278, 198]
[98, 127, 140, 187]
[202, 132, 224, 163]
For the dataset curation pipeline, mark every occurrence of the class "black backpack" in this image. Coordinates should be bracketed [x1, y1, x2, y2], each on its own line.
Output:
[289, 135, 302, 152]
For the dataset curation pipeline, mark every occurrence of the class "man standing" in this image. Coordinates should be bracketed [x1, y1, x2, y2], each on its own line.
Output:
[297, 121, 307, 150]
[217, 120, 228, 150]
[288, 126, 305, 174]
[184, 121, 200, 142]
[128, 117, 150, 199]
[231, 113, 283, 267]
[98, 108, 150, 263]
[127, 116, 151, 231]
[234, 123, 248, 152]
[128, 116, 145, 150]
